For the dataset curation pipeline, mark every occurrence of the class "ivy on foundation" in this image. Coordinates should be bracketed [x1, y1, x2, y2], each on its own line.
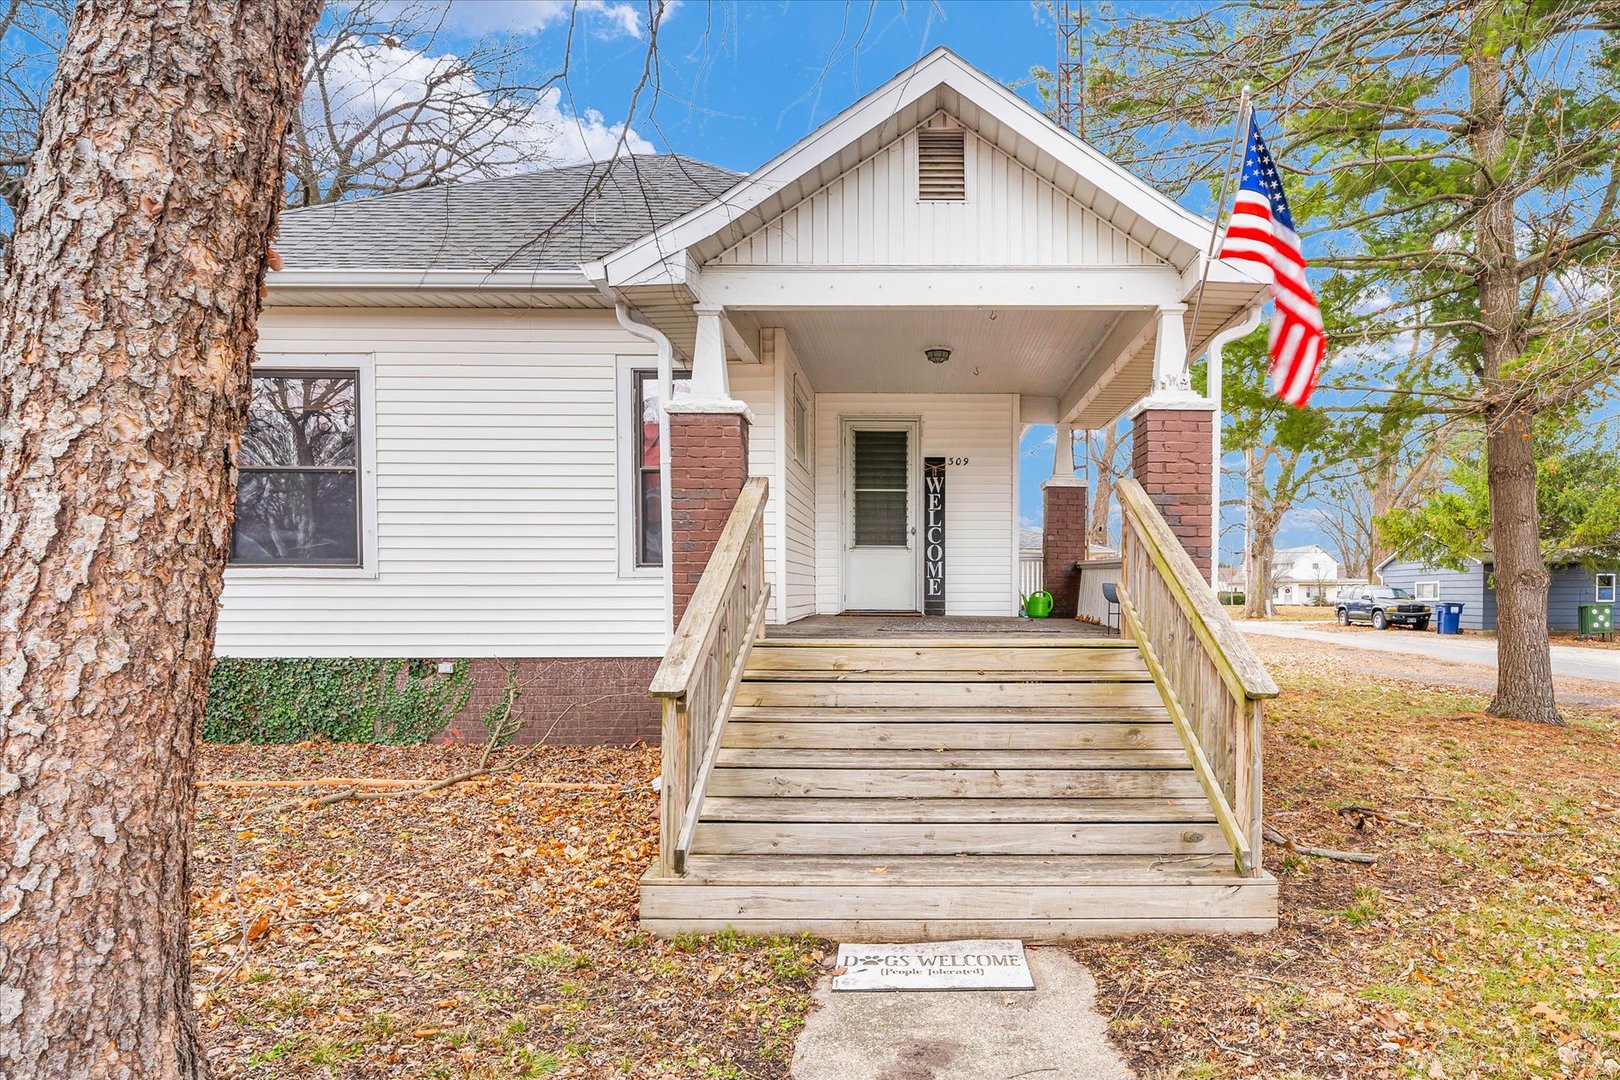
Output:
[203, 658, 473, 744]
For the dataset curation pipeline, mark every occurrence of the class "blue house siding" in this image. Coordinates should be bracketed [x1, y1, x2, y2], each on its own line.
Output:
[1546, 564, 1619, 631]
[1376, 560, 1491, 631]
[1378, 559, 1617, 631]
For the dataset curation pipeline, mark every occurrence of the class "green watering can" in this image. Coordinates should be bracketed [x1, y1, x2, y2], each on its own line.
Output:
[1024, 590, 1054, 619]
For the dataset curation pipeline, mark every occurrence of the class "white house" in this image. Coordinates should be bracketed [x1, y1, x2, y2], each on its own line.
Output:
[223, 49, 1282, 935]
[225, 47, 1267, 739]
[1268, 544, 1365, 604]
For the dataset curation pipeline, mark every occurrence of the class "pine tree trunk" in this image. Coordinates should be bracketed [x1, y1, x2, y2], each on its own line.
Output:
[1467, 3, 1560, 724]
[0, 2, 323, 1077]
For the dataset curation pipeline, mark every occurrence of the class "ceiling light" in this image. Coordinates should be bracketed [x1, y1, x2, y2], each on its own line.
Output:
[925, 347, 951, 365]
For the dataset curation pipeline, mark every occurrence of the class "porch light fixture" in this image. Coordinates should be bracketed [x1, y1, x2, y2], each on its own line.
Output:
[924, 347, 951, 365]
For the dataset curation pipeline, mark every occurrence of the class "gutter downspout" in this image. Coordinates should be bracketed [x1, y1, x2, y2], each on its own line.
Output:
[615, 302, 676, 641]
[1205, 307, 1264, 591]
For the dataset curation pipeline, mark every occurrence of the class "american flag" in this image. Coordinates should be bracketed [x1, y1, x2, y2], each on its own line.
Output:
[1217, 115, 1326, 407]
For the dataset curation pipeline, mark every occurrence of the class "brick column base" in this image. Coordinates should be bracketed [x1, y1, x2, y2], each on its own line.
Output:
[1131, 405, 1214, 579]
[1041, 481, 1089, 618]
[668, 410, 750, 626]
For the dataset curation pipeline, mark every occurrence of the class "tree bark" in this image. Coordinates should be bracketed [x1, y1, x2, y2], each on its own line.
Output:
[0, 2, 323, 1077]
[1467, 2, 1560, 724]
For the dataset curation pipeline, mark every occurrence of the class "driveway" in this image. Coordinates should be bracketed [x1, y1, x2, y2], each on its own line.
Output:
[1237, 621, 1619, 685]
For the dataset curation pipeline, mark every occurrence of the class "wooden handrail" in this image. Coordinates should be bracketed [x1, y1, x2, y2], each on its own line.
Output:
[649, 476, 769, 877]
[1115, 479, 1278, 703]
[1116, 477, 1276, 876]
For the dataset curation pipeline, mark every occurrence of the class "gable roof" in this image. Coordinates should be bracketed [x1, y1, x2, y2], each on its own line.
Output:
[272, 155, 738, 274]
[593, 47, 1251, 288]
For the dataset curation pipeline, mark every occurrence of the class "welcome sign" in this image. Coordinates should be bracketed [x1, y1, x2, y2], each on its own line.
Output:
[831, 939, 1034, 992]
[923, 457, 946, 616]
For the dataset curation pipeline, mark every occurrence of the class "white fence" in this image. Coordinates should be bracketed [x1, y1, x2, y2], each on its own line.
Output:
[1019, 554, 1045, 600]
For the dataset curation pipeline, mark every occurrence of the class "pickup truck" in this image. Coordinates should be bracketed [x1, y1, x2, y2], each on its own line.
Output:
[1336, 586, 1431, 630]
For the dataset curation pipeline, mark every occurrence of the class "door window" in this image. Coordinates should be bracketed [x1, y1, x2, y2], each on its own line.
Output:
[852, 429, 909, 547]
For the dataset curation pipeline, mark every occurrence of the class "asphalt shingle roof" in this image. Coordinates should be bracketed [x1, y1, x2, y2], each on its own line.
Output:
[274, 154, 739, 273]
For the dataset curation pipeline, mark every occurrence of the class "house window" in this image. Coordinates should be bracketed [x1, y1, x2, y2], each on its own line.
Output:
[917, 128, 966, 201]
[1414, 581, 1439, 601]
[230, 371, 360, 567]
[1599, 573, 1617, 603]
[791, 377, 811, 466]
[632, 370, 691, 567]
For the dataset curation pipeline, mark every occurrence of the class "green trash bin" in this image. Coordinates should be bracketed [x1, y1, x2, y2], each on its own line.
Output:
[1578, 602, 1614, 641]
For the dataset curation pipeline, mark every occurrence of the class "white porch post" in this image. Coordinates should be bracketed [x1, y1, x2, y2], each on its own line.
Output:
[1146, 302, 1198, 404]
[681, 304, 746, 410]
[1050, 423, 1078, 482]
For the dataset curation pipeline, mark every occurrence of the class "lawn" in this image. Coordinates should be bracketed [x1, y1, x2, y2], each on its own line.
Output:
[190, 645, 1619, 1079]
[1074, 636, 1620, 1080]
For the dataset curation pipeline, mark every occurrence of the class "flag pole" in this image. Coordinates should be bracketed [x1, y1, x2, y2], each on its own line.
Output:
[1192, 85, 1251, 596]
[1188, 85, 1253, 346]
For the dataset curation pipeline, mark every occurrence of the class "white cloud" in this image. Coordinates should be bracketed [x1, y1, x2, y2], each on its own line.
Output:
[304, 38, 655, 190]
[438, 0, 678, 38]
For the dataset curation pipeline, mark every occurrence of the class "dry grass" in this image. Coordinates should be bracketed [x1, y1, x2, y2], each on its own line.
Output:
[1075, 637, 1620, 1080]
[191, 744, 818, 1079]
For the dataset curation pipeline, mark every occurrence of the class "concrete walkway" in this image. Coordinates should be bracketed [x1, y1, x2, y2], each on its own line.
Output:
[1238, 621, 1619, 685]
[789, 948, 1134, 1080]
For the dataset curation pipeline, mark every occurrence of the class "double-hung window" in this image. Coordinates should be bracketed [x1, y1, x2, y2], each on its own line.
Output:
[1414, 581, 1439, 601]
[631, 369, 691, 567]
[1599, 573, 1617, 603]
[230, 369, 362, 567]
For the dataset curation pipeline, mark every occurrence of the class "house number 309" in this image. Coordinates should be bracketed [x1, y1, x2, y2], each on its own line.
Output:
[946, 456, 969, 466]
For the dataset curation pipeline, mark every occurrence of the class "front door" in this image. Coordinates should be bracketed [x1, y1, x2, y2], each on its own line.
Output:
[842, 420, 919, 612]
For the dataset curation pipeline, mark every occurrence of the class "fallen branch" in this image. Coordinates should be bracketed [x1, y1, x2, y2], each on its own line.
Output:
[1336, 804, 1422, 829]
[1263, 824, 1377, 864]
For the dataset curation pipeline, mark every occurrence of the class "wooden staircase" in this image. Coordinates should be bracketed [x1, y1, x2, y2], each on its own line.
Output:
[639, 638, 1277, 938]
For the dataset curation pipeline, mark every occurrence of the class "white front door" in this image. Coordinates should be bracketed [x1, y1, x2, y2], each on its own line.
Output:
[842, 420, 919, 612]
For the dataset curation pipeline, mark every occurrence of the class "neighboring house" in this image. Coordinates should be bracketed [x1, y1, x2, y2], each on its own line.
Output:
[1376, 555, 1619, 632]
[225, 46, 1266, 741]
[1269, 544, 1368, 604]
[225, 46, 1282, 936]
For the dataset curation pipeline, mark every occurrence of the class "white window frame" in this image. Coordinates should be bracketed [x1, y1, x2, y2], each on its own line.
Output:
[790, 374, 812, 469]
[616, 356, 691, 579]
[225, 353, 378, 581]
[1414, 581, 1439, 601]
[1598, 572, 1617, 603]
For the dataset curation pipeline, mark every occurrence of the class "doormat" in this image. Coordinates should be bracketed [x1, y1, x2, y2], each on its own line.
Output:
[830, 939, 1034, 992]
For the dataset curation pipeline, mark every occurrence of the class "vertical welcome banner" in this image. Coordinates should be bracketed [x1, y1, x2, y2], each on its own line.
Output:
[924, 457, 946, 615]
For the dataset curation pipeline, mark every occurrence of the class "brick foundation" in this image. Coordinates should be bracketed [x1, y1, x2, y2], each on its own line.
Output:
[1131, 406, 1215, 579]
[437, 657, 661, 746]
[668, 409, 750, 626]
[1041, 481, 1089, 618]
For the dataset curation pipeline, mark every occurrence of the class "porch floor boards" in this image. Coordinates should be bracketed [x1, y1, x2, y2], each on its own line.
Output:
[639, 640, 1278, 939]
[763, 614, 1116, 639]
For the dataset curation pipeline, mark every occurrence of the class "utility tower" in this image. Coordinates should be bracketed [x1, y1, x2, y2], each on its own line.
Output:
[1052, 0, 1084, 137]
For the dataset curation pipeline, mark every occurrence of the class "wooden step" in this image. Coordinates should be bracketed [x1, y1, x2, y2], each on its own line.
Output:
[722, 720, 1178, 750]
[713, 747, 1191, 770]
[705, 767, 1205, 799]
[698, 796, 1217, 824]
[640, 856, 1278, 938]
[690, 821, 1225, 856]
[732, 681, 1162, 709]
[745, 644, 1149, 681]
[727, 705, 1172, 723]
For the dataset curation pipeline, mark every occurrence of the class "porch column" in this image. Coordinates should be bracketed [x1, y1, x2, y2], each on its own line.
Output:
[666, 304, 753, 627]
[1130, 303, 1215, 579]
[1041, 423, 1088, 619]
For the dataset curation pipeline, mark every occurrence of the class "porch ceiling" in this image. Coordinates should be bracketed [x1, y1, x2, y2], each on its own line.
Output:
[774, 306, 1124, 396]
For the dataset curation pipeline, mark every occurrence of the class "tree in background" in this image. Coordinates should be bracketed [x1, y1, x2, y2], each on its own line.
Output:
[1085, 425, 1130, 551]
[1381, 412, 1620, 570]
[0, 2, 322, 1076]
[1079, 0, 1620, 722]
[0, 0, 69, 227]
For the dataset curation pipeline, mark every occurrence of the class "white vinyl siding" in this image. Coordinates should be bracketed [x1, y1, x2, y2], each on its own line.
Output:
[216, 308, 665, 658]
[710, 117, 1168, 269]
[814, 394, 1016, 616]
[780, 345, 818, 623]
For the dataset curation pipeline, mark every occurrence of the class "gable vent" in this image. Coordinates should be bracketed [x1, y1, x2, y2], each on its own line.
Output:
[917, 129, 966, 202]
